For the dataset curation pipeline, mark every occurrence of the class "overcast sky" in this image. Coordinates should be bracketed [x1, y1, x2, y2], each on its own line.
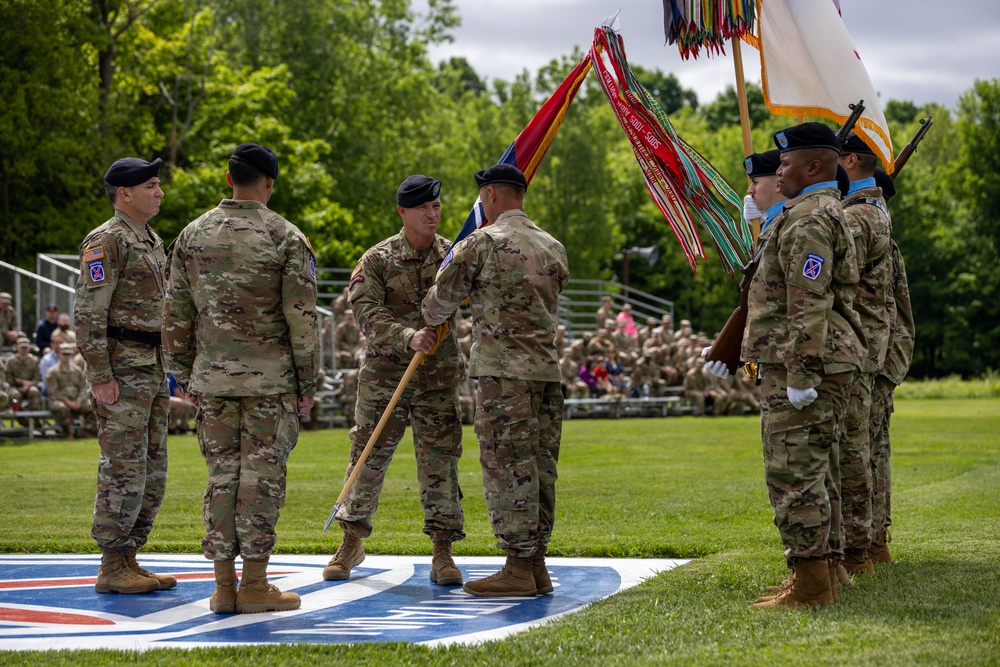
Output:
[425, 0, 1000, 109]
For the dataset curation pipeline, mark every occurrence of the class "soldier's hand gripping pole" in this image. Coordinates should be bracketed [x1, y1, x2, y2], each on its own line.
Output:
[323, 350, 425, 532]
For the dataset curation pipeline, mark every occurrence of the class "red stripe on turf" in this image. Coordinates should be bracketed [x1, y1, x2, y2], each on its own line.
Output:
[0, 607, 116, 625]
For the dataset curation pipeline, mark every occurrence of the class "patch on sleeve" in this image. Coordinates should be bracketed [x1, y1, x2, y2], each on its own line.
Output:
[89, 260, 105, 283]
[84, 246, 105, 262]
[349, 260, 364, 287]
[308, 253, 316, 279]
[440, 250, 454, 270]
[802, 253, 825, 281]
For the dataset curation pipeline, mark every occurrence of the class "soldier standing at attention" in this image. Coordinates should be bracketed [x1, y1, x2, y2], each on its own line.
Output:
[75, 157, 173, 595]
[323, 175, 466, 586]
[163, 143, 319, 615]
[716, 124, 865, 609]
[836, 132, 893, 575]
[422, 164, 570, 598]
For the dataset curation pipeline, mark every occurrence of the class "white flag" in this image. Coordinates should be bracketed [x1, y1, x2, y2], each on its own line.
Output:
[747, 0, 894, 170]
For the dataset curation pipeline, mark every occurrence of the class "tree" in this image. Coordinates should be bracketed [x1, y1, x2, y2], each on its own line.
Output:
[701, 82, 769, 130]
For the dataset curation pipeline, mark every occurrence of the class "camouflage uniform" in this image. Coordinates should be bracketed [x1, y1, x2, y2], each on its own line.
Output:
[76, 210, 170, 552]
[839, 186, 892, 559]
[5, 353, 43, 411]
[0, 304, 19, 344]
[742, 185, 865, 563]
[0, 363, 9, 411]
[423, 209, 569, 558]
[45, 361, 95, 435]
[871, 241, 914, 547]
[334, 230, 465, 542]
[163, 199, 318, 561]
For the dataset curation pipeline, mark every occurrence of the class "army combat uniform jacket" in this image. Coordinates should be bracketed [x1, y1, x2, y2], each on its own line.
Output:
[163, 199, 319, 398]
[348, 230, 463, 390]
[843, 185, 892, 373]
[422, 209, 569, 382]
[75, 210, 166, 384]
[742, 185, 866, 388]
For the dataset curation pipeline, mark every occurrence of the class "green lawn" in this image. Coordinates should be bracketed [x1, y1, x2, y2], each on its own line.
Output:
[1, 398, 998, 665]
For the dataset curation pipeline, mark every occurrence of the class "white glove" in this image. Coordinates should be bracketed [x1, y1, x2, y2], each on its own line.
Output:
[743, 195, 762, 221]
[702, 347, 731, 379]
[701, 346, 711, 359]
[787, 386, 818, 410]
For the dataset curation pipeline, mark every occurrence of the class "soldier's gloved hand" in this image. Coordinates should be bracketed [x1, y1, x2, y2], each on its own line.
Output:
[743, 195, 763, 221]
[701, 346, 730, 379]
[787, 386, 818, 410]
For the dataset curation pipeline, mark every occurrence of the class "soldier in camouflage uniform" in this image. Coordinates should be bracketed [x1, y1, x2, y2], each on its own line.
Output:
[0, 292, 21, 346]
[423, 163, 570, 598]
[76, 157, 173, 596]
[713, 124, 865, 609]
[6, 337, 43, 411]
[836, 133, 893, 574]
[46, 344, 95, 438]
[163, 143, 319, 615]
[0, 357, 9, 411]
[868, 171, 914, 564]
[323, 174, 466, 587]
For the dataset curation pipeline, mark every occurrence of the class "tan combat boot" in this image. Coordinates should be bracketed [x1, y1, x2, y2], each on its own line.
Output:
[869, 531, 892, 564]
[125, 550, 177, 590]
[532, 547, 553, 595]
[210, 559, 238, 614]
[323, 532, 365, 581]
[430, 541, 462, 586]
[752, 559, 834, 609]
[95, 550, 160, 594]
[843, 548, 875, 575]
[235, 557, 300, 614]
[463, 555, 536, 598]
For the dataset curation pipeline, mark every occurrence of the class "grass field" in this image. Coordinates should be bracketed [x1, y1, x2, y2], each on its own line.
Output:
[1, 398, 998, 665]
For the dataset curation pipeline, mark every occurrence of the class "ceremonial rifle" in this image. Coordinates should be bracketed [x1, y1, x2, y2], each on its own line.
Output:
[889, 116, 933, 178]
[705, 100, 866, 376]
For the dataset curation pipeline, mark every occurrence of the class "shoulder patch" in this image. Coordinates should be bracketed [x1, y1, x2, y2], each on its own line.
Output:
[84, 246, 105, 262]
[349, 260, 364, 287]
[305, 235, 316, 255]
[802, 253, 825, 281]
[440, 249, 454, 271]
[89, 260, 106, 283]
[309, 253, 316, 279]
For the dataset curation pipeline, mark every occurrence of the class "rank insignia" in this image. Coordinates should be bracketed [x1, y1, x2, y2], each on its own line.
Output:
[89, 260, 105, 282]
[802, 253, 825, 280]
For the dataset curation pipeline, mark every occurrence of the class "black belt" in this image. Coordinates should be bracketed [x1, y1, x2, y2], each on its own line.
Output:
[107, 326, 162, 347]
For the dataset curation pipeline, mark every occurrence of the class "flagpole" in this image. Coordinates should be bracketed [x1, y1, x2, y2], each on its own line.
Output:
[731, 36, 760, 240]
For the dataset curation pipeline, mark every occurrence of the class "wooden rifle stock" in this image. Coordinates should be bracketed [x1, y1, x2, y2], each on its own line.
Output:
[889, 116, 933, 178]
[706, 259, 756, 376]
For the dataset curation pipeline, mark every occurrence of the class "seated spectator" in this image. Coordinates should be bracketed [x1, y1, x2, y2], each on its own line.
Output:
[55, 312, 74, 343]
[579, 358, 607, 398]
[559, 350, 586, 399]
[0, 292, 21, 346]
[34, 304, 60, 353]
[46, 344, 95, 439]
[605, 350, 629, 397]
[595, 296, 615, 329]
[616, 303, 638, 338]
[38, 330, 68, 395]
[5, 337, 43, 411]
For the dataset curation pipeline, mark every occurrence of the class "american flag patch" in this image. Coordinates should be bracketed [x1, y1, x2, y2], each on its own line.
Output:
[84, 246, 105, 262]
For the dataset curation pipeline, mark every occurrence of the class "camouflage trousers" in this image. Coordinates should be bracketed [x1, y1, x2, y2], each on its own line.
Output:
[839, 371, 875, 554]
[198, 393, 300, 561]
[9, 386, 43, 411]
[475, 377, 563, 559]
[335, 382, 464, 542]
[870, 376, 896, 539]
[50, 397, 96, 434]
[91, 366, 169, 551]
[758, 364, 854, 563]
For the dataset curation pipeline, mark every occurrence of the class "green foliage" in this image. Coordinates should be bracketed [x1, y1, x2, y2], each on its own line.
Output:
[1, 399, 999, 664]
[895, 371, 1000, 399]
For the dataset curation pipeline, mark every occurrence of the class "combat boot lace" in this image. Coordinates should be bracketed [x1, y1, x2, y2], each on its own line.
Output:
[323, 533, 365, 581]
[95, 550, 160, 595]
[235, 557, 300, 614]
[430, 541, 462, 585]
[125, 550, 177, 590]
[463, 555, 536, 598]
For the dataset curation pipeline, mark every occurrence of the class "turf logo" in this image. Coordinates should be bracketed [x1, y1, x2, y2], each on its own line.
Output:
[0, 555, 687, 650]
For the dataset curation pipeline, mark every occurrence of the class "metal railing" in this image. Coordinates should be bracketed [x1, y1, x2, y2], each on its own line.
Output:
[0, 260, 76, 342]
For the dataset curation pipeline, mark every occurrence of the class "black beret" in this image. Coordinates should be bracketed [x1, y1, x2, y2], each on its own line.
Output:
[396, 174, 442, 208]
[773, 122, 841, 154]
[231, 142, 279, 180]
[474, 163, 528, 190]
[836, 165, 850, 198]
[104, 157, 162, 187]
[743, 150, 781, 177]
[874, 167, 896, 200]
[840, 131, 876, 156]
